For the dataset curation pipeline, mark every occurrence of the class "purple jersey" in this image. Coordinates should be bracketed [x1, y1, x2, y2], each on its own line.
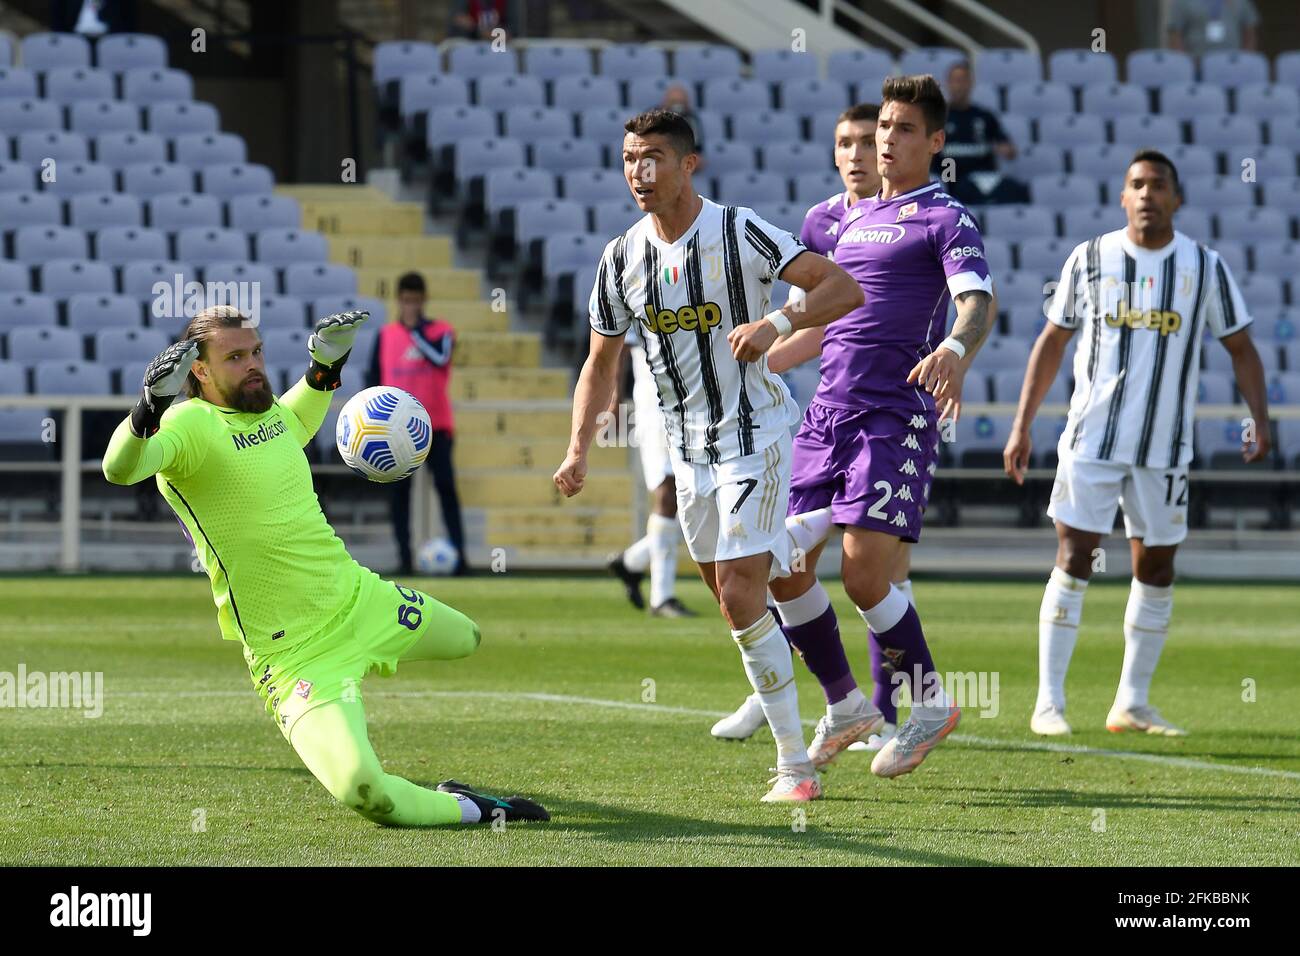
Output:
[817, 182, 992, 413]
[799, 191, 853, 256]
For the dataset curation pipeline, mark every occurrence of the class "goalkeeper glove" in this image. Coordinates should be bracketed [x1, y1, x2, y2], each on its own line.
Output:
[130, 339, 199, 437]
[306, 310, 370, 390]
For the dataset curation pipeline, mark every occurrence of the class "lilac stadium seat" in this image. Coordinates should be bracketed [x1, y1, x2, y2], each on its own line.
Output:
[452, 136, 524, 184]
[763, 141, 826, 177]
[974, 337, 1032, 371]
[483, 166, 554, 214]
[778, 77, 850, 117]
[717, 171, 787, 207]
[71, 99, 142, 136]
[551, 75, 619, 111]
[673, 45, 743, 85]
[1237, 275, 1285, 312]
[66, 293, 141, 331]
[177, 226, 249, 263]
[1005, 82, 1073, 120]
[228, 194, 301, 231]
[700, 77, 770, 114]
[1110, 115, 1182, 152]
[0, 191, 62, 227]
[982, 236, 1014, 274]
[1235, 83, 1300, 120]
[1182, 175, 1258, 211]
[1259, 178, 1300, 218]
[1006, 143, 1066, 179]
[560, 168, 624, 203]
[14, 226, 88, 263]
[1125, 49, 1193, 87]
[1048, 49, 1117, 86]
[373, 41, 440, 87]
[984, 205, 1057, 241]
[514, 198, 586, 246]
[522, 44, 592, 81]
[149, 193, 223, 231]
[476, 73, 545, 111]
[1038, 113, 1105, 148]
[0, 67, 38, 99]
[577, 106, 626, 143]
[310, 296, 386, 328]
[599, 45, 668, 83]
[952, 412, 1016, 464]
[502, 106, 571, 142]
[1197, 370, 1233, 404]
[790, 170, 840, 207]
[1217, 207, 1289, 243]
[120, 259, 195, 299]
[592, 199, 638, 237]
[17, 129, 88, 163]
[1252, 241, 1300, 276]
[1016, 237, 1078, 277]
[95, 225, 169, 264]
[21, 32, 90, 71]
[7, 326, 82, 363]
[533, 138, 603, 175]
[625, 75, 672, 110]
[1212, 240, 1248, 275]
[400, 74, 469, 121]
[1173, 206, 1212, 239]
[425, 105, 495, 148]
[42, 160, 115, 196]
[259, 328, 309, 361]
[97, 33, 168, 73]
[764, 202, 805, 236]
[122, 67, 193, 104]
[121, 162, 194, 198]
[146, 101, 219, 137]
[975, 48, 1042, 88]
[1061, 205, 1124, 241]
[94, 327, 167, 364]
[0, 293, 57, 332]
[753, 48, 818, 84]
[1165, 144, 1216, 178]
[0, 261, 30, 292]
[201, 260, 276, 293]
[899, 46, 965, 79]
[200, 163, 274, 200]
[95, 130, 167, 166]
[731, 111, 799, 146]
[1250, 146, 1298, 179]
[447, 44, 518, 81]
[1200, 51, 1268, 88]
[34, 359, 111, 394]
[1191, 114, 1261, 150]
[1158, 83, 1228, 121]
[173, 132, 247, 167]
[0, 362, 26, 394]
[1080, 82, 1147, 119]
[255, 228, 328, 267]
[43, 66, 113, 103]
[251, 294, 306, 328]
[1029, 174, 1102, 211]
[41, 259, 114, 296]
[284, 263, 356, 298]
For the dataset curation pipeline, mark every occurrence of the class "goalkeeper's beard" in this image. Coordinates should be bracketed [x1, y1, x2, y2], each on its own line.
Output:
[218, 372, 274, 413]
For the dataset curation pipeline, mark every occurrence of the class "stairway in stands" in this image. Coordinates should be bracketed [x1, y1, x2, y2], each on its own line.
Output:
[277, 182, 634, 569]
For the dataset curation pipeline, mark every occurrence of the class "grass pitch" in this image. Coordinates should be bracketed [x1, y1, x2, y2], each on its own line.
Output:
[1, 575, 1297, 866]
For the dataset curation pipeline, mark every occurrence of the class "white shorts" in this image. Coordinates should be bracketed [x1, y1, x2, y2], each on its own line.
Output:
[631, 349, 673, 492]
[1047, 449, 1189, 547]
[671, 429, 793, 578]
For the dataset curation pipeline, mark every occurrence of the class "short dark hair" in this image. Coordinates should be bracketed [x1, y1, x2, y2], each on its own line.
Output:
[880, 73, 947, 134]
[836, 102, 880, 125]
[397, 272, 426, 295]
[624, 108, 697, 157]
[1127, 148, 1181, 195]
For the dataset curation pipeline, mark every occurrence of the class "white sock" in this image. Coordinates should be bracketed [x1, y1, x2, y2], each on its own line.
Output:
[773, 578, 829, 627]
[733, 611, 808, 769]
[857, 585, 909, 633]
[453, 793, 482, 824]
[622, 534, 651, 574]
[785, 508, 833, 565]
[829, 685, 867, 717]
[1036, 567, 1088, 713]
[647, 513, 679, 607]
[896, 578, 915, 608]
[858, 586, 952, 719]
[1115, 579, 1173, 711]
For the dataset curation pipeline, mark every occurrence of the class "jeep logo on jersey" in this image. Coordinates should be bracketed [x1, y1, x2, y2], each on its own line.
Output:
[1104, 303, 1183, 335]
[231, 416, 288, 450]
[841, 223, 906, 245]
[640, 302, 723, 334]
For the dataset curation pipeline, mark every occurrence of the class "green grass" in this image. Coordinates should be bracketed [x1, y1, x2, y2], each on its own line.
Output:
[1, 575, 1297, 866]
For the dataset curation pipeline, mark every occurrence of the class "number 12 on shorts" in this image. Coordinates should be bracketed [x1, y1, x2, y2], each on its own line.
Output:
[1164, 473, 1187, 507]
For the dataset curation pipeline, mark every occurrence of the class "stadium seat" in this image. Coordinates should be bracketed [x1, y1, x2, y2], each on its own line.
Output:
[532, 138, 603, 175]
[0, 293, 57, 333]
[1250, 312, 1293, 346]
[252, 294, 307, 328]
[477, 74, 545, 112]
[1158, 83, 1228, 121]
[93, 327, 167, 364]
[975, 48, 1043, 88]
[541, 232, 607, 281]
[752, 48, 818, 84]
[71, 100, 143, 136]
[1217, 207, 1289, 243]
[700, 77, 770, 114]
[173, 132, 248, 167]
[7, 326, 82, 363]
[1190, 114, 1262, 151]
[42, 161, 115, 196]
[1173, 206, 1212, 240]
[425, 105, 496, 149]
[122, 67, 193, 104]
[254, 228, 327, 267]
[718, 171, 787, 208]
[1200, 51, 1269, 88]
[1259, 178, 1300, 218]
[284, 263, 356, 299]
[228, 194, 301, 231]
[259, 328, 309, 362]
[66, 293, 141, 332]
[0, 191, 63, 228]
[1251, 241, 1300, 276]
[1248, 145, 1298, 179]
[502, 106, 571, 143]
[984, 205, 1056, 241]
[0, 261, 30, 292]
[200, 163, 274, 199]
[1237, 274, 1285, 313]
[952, 412, 1016, 466]
[899, 46, 965, 80]
[1005, 143, 1065, 179]
[514, 198, 586, 246]
[674, 45, 743, 85]
[1183, 175, 1258, 211]
[1165, 144, 1216, 179]
[122, 162, 195, 198]
[1081, 82, 1148, 119]
[177, 227, 249, 263]
[975, 337, 1032, 371]
[1205, 341, 1277, 374]
[995, 369, 1067, 404]
[448, 43, 517, 81]
[120, 259, 195, 299]
[1029, 416, 1071, 466]
[762, 140, 825, 177]
[592, 199, 639, 237]
[560, 168, 624, 203]
[1213, 240, 1249, 276]
[0, 66, 39, 99]
[599, 44, 668, 83]
[1029, 174, 1102, 211]
[789, 170, 839, 207]
[1037, 113, 1105, 150]
[43, 66, 113, 103]
[0, 361, 26, 394]
[1234, 83, 1300, 120]
[998, 270, 1051, 313]
[399, 74, 468, 122]
[1125, 49, 1193, 88]
[201, 260, 275, 293]
[483, 165, 554, 214]
[95, 225, 169, 264]
[95, 130, 167, 166]
[982, 236, 1014, 274]
[310, 295, 386, 330]
[0, 162, 35, 194]
[1267, 372, 1300, 405]
[777, 77, 849, 118]
[1006, 81, 1074, 119]
[1002, 308, 1048, 340]
[145, 101, 220, 137]
[373, 40, 440, 88]
[551, 75, 619, 111]
[1048, 49, 1116, 86]
[34, 359, 111, 395]
[17, 129, 89, 163]
[96, 33, 166, 73]
[522, 44, 592, 81]
[149, 193, 223, 231]
[1061, 206, 1124, 242]
[21, 32, 91, 72]
[575, 106, 626, 144]
[826, 48, 895, 96]
[764, 202, 805, 237]
[1017, 236, 1077, 276]
[731, 111, 800, 146]
[1110, 115, 1182, 152]
[14, 226, 88, 263]
[1197, 370, 1234, 405]
[40, 259, 115, 296]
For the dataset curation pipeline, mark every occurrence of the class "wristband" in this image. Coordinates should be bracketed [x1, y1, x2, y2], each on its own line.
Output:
[764, 310, 793, 337]
[306, 354, 348, 391]
[129, 392, 172, 438]
[938, 336, 966, 360]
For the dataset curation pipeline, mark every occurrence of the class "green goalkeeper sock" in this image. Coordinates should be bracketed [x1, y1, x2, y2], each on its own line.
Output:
[290, 698, 470, 826]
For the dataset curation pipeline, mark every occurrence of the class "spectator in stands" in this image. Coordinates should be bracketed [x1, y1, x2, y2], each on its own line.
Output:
[51, 0, 136, 35]
[1167, 0, 1259, 56]
[367, 272, 469, 576]
[661, 85, 705, 157]
[933, 60, 1029, 206]
[449, 0, 511, 41]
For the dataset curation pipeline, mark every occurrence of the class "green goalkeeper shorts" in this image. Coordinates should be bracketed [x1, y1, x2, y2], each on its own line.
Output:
[241, 567, 480, 742]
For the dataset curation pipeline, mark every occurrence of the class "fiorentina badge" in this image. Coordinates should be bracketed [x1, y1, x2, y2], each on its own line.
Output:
[294, 679, 313, 700]
[897, 201, 918, 222]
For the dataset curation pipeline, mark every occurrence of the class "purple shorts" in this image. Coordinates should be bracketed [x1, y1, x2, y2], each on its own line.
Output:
[788, 401, 939, 543]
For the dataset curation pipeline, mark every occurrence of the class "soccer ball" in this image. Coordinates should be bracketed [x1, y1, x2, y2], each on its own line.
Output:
[335, 386, 432, 482]
[417, 538, 459, 576]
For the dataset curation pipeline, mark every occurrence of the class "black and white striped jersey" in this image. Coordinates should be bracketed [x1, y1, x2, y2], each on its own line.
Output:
[1046, 229, 1251, 469]
[589, 196, 805, 464]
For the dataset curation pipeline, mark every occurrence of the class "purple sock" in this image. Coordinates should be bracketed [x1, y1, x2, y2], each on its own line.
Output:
[867, 630, 899, 724]
[782, 604, 857, 705]
[873, 604, 939, 713]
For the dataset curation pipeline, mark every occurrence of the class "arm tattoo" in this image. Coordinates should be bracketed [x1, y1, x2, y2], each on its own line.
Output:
[951, 290, 992, 355]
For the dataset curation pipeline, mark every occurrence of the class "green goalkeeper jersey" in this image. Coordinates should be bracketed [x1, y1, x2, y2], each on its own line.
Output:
[103, 379, 363, 655]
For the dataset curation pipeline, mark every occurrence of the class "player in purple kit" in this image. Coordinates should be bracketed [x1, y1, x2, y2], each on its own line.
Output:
[716, 77, 997, 778]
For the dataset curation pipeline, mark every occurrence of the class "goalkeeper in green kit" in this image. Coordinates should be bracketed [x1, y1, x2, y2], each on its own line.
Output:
[102, 305, 548, 826]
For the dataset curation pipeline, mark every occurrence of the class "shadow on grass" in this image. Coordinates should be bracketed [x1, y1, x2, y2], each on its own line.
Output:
[911, 784, 1300, 813]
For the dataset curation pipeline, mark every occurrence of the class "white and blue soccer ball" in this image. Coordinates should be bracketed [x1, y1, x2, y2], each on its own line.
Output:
[335, 386, 432, 482]
[417, 537, 459, 575]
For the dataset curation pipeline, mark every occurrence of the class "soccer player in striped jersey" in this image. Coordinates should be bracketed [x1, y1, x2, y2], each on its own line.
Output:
[554, 108, 864, 801]
[102, 306, 547, 826]
[1005, 149, 1273, 737]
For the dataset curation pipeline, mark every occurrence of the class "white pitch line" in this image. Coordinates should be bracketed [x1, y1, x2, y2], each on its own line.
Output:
[103, 688, 1300, 782]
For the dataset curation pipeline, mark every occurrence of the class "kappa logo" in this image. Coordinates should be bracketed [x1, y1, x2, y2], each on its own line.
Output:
[826, 221, 840, 236]
[897, 485, 914, 502]
[957, 213, 976, 229]
[902, 434, 922, 451]
[909, 414, 928, 429]
[899, 459, 919, 476]
[945, 200, 965, 208]
[891, 512, 908, 528]
[922, 481, 930, 499]
[927, 461, 937, 475]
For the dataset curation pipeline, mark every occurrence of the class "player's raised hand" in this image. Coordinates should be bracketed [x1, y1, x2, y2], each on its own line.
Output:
[1003, 428, 1032, 486]
[728, 319, 780, 362]
[130, 338, 200, 437]
[553, 451, 588, 497]
[1242, 419, 1272, 464]
[308, 310, 370, 367]
[908, 348, 965, 421]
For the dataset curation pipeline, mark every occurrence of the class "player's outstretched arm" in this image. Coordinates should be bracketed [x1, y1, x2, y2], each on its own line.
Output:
[103, 339, 199, 485]
[554, 329, 623, 497]
[282, 310, 370, 444]
[1220, 329, 1272, 463]
[728, 252, 862, 362]
[1003, 323, 1076, 485]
